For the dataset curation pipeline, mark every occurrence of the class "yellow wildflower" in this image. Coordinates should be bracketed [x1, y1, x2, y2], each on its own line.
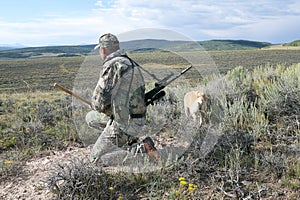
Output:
[109, 186, 114, 191]
[118, 194, 123, 200]
[175, 190, 180, 196]
[180, 181, 187, 186]
[4, 160, 14, 165]
[26, 127, 30, 131]
[189, 183, 197, 188]
[18, 130, 23, 134]
[178, 177, 185, 181]
[188, 183, 198, 191]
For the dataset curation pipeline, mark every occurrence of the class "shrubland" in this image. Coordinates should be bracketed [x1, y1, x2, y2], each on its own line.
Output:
[1, 60, 299, 199]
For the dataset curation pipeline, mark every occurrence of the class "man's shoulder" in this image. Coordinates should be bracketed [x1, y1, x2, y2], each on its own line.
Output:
[116, 55, 132, 64]
[110, 55, 134, 71]
[106, 53, 131, 66]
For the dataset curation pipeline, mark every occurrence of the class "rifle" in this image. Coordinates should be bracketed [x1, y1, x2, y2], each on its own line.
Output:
[54, 65, 192, 107]
[53, 83, 92, 107]
[145, 65, 192, 106]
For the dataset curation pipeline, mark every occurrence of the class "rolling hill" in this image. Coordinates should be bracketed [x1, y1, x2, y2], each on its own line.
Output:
[0, 39, 272, 59]
[283, 40, 300, 46]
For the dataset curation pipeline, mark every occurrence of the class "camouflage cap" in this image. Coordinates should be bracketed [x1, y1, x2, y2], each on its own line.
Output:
[94, 33, 119, 49]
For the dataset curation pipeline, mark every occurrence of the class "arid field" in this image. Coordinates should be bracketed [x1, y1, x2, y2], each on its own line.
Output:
[1, 48, 300, 199]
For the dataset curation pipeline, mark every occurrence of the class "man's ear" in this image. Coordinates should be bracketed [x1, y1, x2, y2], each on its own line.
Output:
[99, 47, 107, 60]
[100, 47, 105, 54]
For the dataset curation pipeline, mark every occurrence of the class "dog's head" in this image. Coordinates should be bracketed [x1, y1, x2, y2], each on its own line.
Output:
[196, 91, 206, 102]
[196, 91, 209, 110]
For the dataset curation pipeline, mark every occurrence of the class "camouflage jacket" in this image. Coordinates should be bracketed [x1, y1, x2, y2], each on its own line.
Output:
[92, 50, 146, 126]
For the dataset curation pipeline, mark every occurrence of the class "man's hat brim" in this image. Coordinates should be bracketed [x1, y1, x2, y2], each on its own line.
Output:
[94, 44, 101, 50]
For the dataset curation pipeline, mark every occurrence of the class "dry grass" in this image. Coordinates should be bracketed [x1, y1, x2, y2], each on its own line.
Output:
[1, 51, 300, 199]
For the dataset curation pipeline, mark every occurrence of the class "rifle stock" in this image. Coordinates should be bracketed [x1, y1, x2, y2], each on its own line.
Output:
[53, 83, 92, 107]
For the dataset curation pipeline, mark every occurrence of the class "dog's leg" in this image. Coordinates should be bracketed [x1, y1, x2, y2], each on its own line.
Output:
[185, 106, 190, 117]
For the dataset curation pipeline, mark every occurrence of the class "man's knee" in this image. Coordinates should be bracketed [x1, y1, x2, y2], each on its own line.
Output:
[85, 110, 99, 124]
[86, 110, 110, 129]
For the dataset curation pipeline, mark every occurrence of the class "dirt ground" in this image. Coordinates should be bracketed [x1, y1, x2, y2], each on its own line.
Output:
[0, 130, 189, 200]
[0, 146, 90, 200]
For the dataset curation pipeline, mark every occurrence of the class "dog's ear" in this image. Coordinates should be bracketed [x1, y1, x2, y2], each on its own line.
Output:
[197, 91, 205, 98]
[197, 91, 203, 98]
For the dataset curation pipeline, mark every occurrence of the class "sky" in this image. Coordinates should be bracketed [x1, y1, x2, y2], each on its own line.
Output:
[0, 0, 299, 47]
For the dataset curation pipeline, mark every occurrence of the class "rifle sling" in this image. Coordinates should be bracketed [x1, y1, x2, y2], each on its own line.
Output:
[130, 113, 146, 118]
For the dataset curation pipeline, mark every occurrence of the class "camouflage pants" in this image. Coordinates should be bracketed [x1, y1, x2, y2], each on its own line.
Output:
[85, 110, 110, 131]
[86, 111, 148, 166]
[89, 119, 127, 166]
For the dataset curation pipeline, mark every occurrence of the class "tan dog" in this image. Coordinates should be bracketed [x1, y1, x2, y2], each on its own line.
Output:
[184, 91, 207, 125]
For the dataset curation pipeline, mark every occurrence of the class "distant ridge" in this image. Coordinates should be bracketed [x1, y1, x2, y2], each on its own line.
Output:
[283, 40, 300, 46]
[0, 39, 272, 59]
[0, 47, 14, 51]
[0, 45, 95, 59]
[121, 39, 271, 52]
[0, 44, 26, 51]
[201, 40, 271, 50]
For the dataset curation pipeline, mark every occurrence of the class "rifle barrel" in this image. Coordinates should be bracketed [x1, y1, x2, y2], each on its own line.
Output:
[181, 65, 193, 74]
[167, 65, 193, 85]
[145, 65, 193, 105]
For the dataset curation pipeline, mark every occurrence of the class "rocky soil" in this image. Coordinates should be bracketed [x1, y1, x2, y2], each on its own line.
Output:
[0, 146, 90, 200]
